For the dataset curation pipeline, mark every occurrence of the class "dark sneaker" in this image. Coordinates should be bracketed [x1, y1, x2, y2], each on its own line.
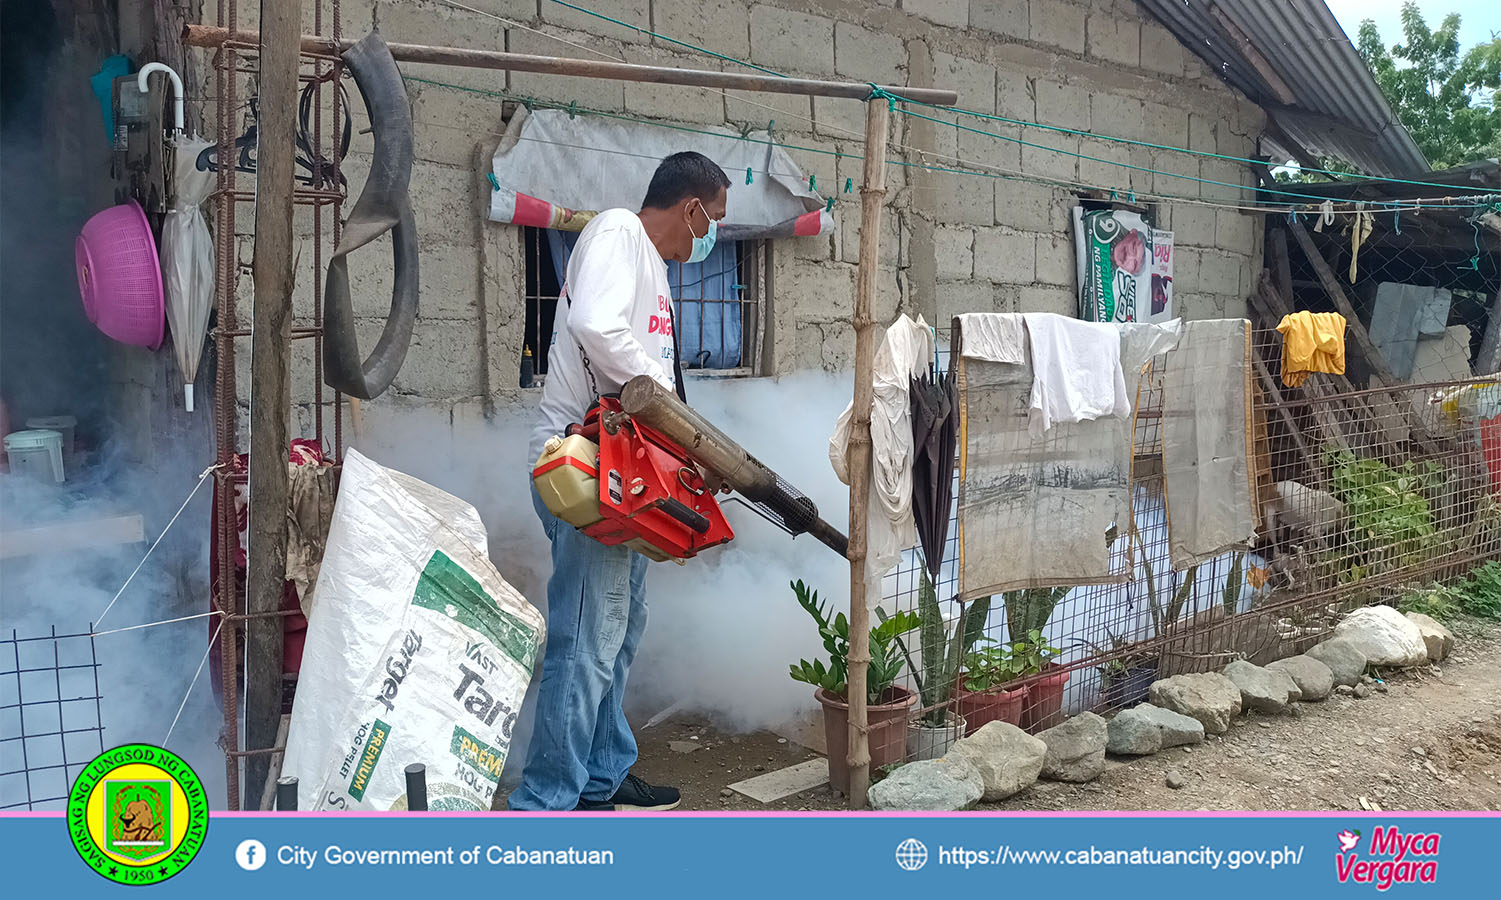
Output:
[575, 773, 681, 811]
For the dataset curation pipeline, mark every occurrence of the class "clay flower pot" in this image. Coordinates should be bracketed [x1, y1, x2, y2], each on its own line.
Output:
[1021, 662, 1070, 733]
[815, 685, 917, 795]
[953, 676, 1029, 735]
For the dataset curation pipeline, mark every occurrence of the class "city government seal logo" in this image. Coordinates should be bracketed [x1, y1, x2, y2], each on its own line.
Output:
[68, 744, 208, 885]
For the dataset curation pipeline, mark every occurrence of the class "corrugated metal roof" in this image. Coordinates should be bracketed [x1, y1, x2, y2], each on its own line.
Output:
[1135, 0, 1429, 176]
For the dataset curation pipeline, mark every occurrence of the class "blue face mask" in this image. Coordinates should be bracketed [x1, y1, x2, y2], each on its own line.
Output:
[687, 204, 718, 264]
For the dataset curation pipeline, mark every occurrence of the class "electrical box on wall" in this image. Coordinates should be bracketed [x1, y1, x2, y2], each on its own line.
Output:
[111, 74, 166, 212]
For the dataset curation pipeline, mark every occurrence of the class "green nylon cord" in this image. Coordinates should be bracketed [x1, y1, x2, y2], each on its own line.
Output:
[545, 0, 786, 78]
[403, 75, 1492, 217]
[547, 0, 1480, 195]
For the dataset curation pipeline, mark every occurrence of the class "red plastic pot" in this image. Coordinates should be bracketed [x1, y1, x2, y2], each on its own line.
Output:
[953, 679, 1029, 735]
[1021, 663, 1070, 733]
[816, 685, 917, 795]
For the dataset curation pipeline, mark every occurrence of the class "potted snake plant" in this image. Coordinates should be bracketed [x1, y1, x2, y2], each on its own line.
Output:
[787, 580, 918, 794]
[880, 572, 989, 761]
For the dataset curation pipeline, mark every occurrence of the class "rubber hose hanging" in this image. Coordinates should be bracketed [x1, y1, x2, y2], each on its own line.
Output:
[323, 33, 419, 400]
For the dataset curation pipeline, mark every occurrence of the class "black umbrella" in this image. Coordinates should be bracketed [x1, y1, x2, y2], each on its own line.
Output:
[910, 355, 957, 580]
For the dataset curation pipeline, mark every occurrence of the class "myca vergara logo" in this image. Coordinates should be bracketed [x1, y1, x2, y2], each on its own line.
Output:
[68, 744, 209, 886]
[1335, 825, 1440, 891]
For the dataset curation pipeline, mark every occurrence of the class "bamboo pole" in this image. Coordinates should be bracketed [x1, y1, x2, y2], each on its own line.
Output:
[243, 0, 299, 807]
[182, 25, 961, 106]
[845, 98, 890, 810]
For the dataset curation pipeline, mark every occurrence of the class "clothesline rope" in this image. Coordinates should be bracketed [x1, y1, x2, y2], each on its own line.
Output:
[163, 618, 223, 748]
[92, 463, 219, 629]
[537, 0, 1482, 195]
[403, 76, 1494, 219]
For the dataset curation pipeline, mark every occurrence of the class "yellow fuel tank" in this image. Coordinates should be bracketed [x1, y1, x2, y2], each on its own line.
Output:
[533, 434, 603, 528]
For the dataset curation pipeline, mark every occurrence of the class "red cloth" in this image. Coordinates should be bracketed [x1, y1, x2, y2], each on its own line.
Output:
[1482, 414, 1501, 494]
[208, 442, 327, 703]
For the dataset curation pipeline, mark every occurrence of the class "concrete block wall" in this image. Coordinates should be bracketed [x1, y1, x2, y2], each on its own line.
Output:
[194, 0, 1266, 427]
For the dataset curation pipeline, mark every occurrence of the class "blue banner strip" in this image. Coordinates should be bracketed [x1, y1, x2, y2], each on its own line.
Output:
[7, 811, 1497, 896]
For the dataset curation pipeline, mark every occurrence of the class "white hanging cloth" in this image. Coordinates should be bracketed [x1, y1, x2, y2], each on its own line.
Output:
[830, 314, 935, 583]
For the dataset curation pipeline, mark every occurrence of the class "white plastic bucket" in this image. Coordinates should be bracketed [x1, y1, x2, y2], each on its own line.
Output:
[26, 416, 76, 455]
[4, 430, 65, 483]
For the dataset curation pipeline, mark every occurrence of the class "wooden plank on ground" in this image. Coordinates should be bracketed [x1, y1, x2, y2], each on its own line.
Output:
[728, 759, 829, 804]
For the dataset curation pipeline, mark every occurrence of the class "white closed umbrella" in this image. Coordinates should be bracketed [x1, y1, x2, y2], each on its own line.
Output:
[141, 63, 215, 412]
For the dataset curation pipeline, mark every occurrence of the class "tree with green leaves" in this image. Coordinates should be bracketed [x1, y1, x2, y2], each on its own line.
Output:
[1357, 3, 1501, 170]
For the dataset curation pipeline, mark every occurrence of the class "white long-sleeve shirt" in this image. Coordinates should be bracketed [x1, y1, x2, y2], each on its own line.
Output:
[529, 209, 678, 462]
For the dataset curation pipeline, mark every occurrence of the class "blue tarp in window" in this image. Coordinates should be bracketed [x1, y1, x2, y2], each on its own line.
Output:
[544, 230, 743, 370]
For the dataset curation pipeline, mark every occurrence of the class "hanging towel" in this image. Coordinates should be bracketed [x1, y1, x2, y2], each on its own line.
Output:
[1162, 319, 1258, 569]
[1021, 313, 1131, 437]
[830, 314, 935, 583]
[1349, 203, 1373, 283]
[1276, 311, 1347, 387]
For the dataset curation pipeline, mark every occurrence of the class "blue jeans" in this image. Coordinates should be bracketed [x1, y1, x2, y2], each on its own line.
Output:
[508, 483, 649, 810]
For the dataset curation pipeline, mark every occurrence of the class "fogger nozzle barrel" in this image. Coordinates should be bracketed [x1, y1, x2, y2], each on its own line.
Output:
[620, 375, 850, 558]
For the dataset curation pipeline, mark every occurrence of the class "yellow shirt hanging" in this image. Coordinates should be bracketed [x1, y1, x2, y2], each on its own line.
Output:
[1276, 311, 1347, 388]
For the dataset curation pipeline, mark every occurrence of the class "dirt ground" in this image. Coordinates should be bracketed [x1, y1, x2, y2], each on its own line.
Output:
[624, 619, 1501, 812]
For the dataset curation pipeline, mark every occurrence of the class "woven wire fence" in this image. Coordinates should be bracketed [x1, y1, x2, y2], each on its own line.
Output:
[0, 627, 106, 810]
[879, 291, 1498, 766]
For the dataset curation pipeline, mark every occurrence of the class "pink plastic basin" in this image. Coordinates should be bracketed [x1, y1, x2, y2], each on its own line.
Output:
[75, 200, 164, 349]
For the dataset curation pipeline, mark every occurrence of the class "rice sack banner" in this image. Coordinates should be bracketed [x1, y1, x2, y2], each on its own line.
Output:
[1073, 209, 1174, 325]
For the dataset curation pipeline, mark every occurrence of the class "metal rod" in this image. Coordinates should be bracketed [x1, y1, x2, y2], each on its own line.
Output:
[275, 776, 298, 811]
[182, 25, 961, 105]
[845, 98, 891, 810]
[404, 763, 428, 811]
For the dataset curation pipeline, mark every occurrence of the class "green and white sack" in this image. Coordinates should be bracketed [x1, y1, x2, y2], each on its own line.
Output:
[281, 449, 544, 811]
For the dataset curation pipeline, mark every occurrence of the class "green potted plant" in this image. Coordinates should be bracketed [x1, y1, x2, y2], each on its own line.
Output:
[1082, 632, 1158, 709]
[954, 639, 1029, 734]
[787, 580, 918, 794]
[1003, 587, 1071, 731]
[879, 572, 990, 760]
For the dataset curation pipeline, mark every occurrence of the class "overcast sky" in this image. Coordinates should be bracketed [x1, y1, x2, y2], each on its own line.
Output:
[1324, 0, 1498, 51]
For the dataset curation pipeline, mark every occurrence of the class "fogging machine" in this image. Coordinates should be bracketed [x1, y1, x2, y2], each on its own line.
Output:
[532, 375, 849, 563]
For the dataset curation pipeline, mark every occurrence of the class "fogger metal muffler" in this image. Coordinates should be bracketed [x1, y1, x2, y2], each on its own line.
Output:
[620, 375, 849, 559]
[531, 377, 849, 563]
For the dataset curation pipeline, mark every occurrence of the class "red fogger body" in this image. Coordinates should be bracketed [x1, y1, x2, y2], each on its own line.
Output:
[532, 396, 734, 562]
[533, 376, 849, 564]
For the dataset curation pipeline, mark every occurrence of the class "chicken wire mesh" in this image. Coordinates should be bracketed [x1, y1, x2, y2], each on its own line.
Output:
[877, 230, 1499, 764]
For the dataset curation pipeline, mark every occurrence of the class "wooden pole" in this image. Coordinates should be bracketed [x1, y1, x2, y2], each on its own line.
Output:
[845, 98, 890, 810]
[243, 0, 299, 808]
[182, 25, 960, 106]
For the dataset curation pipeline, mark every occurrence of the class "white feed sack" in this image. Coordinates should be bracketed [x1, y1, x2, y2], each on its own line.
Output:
[281, 449, 545, 811]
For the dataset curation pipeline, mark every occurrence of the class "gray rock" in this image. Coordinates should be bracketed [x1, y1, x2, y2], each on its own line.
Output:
[1223, 660, 1299, 713]
[1148, 672, 1243, 734]
[1266, 655, 1335, 701]
[869, 756, 984, 811]
[1353, 683, 1371, 699]
[1403, 612, 1454, 663]
[1333, 606, 1428, 667]
[1334, 684, 1355, 696]
[947, 721, 1047, 801]
[1307, 638, 1368, 687]
[1038, 712, 1107, 783]
[1165, 768, 1187, 789]
[1106, 704, 1205, 756]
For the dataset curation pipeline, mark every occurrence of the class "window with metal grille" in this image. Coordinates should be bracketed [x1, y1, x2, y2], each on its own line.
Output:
[521, 227, 765, 385]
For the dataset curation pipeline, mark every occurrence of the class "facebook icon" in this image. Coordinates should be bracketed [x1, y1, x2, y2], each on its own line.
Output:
[235, 839, 267, 871]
